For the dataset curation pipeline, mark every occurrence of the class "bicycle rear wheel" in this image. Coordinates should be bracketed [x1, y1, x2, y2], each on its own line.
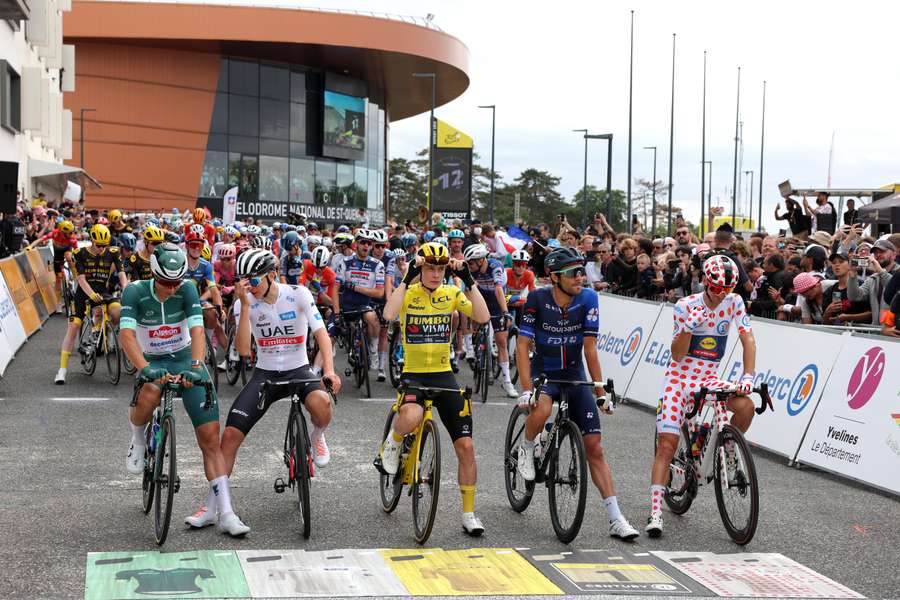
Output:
[225, 328, 241, 386]
[356, 328, 371, 398]
[388, 327, 403, 389]
[548, 420, 588, 544]
[503, 405, 535, 512]
[411, 419, 441, 544]
[291, 410, 312, 539]
[378, 407, 403, 513]
[204, 332, 219, 392]
[239, 338, 256, 386]
[153, 415, 177, 546]
[659, 425, 697, 515]
[714, 424, 759, 545]
[508, 330, 519, 384]
[80, 318, 97, 375]
[104, 322, 121, 385]
[141, 420, 155, 514]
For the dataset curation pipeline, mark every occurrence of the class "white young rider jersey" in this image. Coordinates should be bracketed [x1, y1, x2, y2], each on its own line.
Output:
[233, 283, 325, 371]
[671, 292, 752, 363]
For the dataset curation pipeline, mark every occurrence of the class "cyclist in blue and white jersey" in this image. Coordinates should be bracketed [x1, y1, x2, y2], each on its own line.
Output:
[329, 232, 354, 273]
[279, 231, 304, 285]
[516, 247, 640, 541]
[370, 229, 395, 381]
[334, 229, 385, 361]
[465, 243, 517, 397]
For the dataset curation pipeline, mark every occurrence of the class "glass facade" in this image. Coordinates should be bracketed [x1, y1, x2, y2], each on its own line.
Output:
[199, 57, 386, 223]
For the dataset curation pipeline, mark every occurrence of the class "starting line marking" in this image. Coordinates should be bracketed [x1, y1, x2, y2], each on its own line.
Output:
[52, 397, 110, 402]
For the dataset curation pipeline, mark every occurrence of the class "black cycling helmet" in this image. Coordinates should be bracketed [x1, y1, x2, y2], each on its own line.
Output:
[545, 247, 584, 274]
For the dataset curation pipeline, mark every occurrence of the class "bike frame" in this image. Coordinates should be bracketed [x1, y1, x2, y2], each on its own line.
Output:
[391, 396, 434, 487]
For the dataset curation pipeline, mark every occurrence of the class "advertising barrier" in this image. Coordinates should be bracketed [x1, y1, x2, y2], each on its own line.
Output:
[0, 274, 19, 376]
[594, 294, 662, 395]
[26, 248, 58, 315]
[795, 334, 900, 494]
[0, 257, 41, 336]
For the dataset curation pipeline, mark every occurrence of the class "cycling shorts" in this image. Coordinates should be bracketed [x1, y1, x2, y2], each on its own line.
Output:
[69, 288, 121, 324]
[140, 357, 218, 428]
[656, 357, 732, 435]
[398, 371, 473, 442]
[226, 364, 323, 435]
[539, 378, 601, 436]
[478, 289, 508, 333]
[52, 245, 69, 274]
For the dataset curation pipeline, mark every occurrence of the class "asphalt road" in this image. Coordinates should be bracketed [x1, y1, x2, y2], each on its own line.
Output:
[1, 314, 897, 599]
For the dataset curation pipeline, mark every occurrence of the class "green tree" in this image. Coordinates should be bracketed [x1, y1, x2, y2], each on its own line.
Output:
[490, 169, 568, 226]
[387, 156, 426, 223]
[572, 186, 629, 233]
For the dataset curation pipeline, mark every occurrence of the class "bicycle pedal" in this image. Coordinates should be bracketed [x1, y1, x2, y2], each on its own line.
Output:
[173, 476, 180, 493]
[373, 456, 387, 475]
[344, 368, 352, 377]
[273, 477, 286, 493]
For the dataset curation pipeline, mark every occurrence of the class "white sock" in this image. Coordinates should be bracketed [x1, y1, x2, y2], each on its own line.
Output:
[379, 351, 387, 370]
[310, 364, 322, 376]
[499, 361, 511, 381]
[369, 340, 378, 355]
[211, 475, 234, 516]
[604, 495, 623, 521]
[130, 421, 146, 446]
[464, 334, 473, 347]
[523, 436, 535, 449]
[205, 486, 217, 512]
[311, 424, 326, 439]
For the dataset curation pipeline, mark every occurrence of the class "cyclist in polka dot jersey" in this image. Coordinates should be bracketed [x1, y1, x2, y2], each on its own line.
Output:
[646, 254, 758, 538]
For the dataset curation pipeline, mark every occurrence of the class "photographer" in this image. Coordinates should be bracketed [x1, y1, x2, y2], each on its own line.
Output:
[748, 254, 787, 318]
[774, 196, 811, 237]
[846, 239, 899, 326]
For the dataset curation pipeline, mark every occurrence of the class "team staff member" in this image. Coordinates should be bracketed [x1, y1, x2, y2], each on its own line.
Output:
[55, 224, 127, 384]
[379, 242, 490, 536]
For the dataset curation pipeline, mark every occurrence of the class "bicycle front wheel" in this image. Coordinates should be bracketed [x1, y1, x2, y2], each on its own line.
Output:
[659, 425, 697, 515]
[356, 328, 371, 398]
[80, 318, 97, 375]
[378, 407, 403, 513]
[548, 420, 588, 544]
[204, 332, 219, 392]
[411, 419, 441, 544]
[224, 328, 241, 386]
[714, 424, 759, 545]
[104, 322, 121, 385]
[388, 328, 403, 389]
[141, 421, 155, 515]
[503, 405, 535, 512]
[291, 410, 312, 539]
[153, 415, 177, 546]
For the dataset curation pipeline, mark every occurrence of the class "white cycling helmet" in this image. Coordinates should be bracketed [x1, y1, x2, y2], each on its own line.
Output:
[244, 224, 261, 237]
[236, 248, 277, 278]
[511, 249, 531, 263]
[250, 235, 272, 250]
[306, 235, 322, 247]
[463, 243, 489, 262]
[322, 236, 333, 248]
[311, 246, 331, 268]
[369, 229, 388, 244]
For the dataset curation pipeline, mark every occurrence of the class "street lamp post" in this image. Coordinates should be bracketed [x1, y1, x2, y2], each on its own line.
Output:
[478, 104, 496, 223]
[79, 107, 97, 170]
[644, 146, 657, 234]
[731, 67, 741, 229]
[703, 160, 712, 235]
[744, 170, 754, 229]
[573, 129, 588, 226]
[573, 131, 614, 226]
[413, 73, 437, 220]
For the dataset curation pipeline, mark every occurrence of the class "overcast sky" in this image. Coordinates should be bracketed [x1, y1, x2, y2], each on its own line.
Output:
[180, 0, 900, 231]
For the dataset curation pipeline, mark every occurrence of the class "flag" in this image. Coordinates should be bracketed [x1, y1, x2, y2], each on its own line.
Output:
[222, 186, 238, 223]
[497, 229, 528, 254]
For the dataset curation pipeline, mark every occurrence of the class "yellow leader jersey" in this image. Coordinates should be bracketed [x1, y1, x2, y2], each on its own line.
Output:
[400, 283, 473, 373]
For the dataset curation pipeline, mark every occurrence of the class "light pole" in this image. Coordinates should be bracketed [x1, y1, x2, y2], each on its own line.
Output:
[744, 170, 754, 230]
[413, 73, 436, 219]
[667, 33, 676, 235]
[703, 160, 712, 235]
[478, 104, 496, 223]
[573, 129, 588, 226]
[758, 81, 766, 232]
[587, 133, 614, 225]
[626, 10, 635, 225]
[79, 107, 97, 170]
[700, 50, 707, 236]
[731, 66, 741, 229]
[644, 146, 657, 234]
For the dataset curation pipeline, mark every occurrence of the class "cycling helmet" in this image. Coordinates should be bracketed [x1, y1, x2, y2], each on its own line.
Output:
[272, 221, 281, 230]
[297, 225, 306, 234]
[184, 227, 205, 244]
[143, 225, 165, 243]
[334, 232, 354, 246]
[423, 230, 435, 242]
[355, 228, 373, 241]
[336, 225, 350, 233]
[511, 249, 531, 263]
[150, 243, 188, 281]
[118, 232, 137, 251]
[96, 216, 109, 226]
[370, 229, 388, 244]
[236, 249, 277, 279]
[702, 254, 738, 289]
[448, 229, 465, 239]
[164, 230, 182, 244]
[284, 224, 297, 232]
[545, 247, 584, 274]
[401, 233, 418, 249]
[217, 243, 236, 260]
[261, 226, 273, 236]
[306, 235, 322, 248]
[223, 225, 239, 238]
[250, 235, 272, 251]
[322, 237, 333, 248]
[418, 242, 450, 264]
[311, 246, 331, 268]
[59, 220, 75, 235]
[307, 222, 319, 231]
[192, 207, 206, 223]
[90, 224, 111, 246]
[434, 236, 449, 248]
[108, 209, 123, 223]
[463, 243, 489, 262]
[201, 244, 212, 261]
[171, 218, 183, 230]
[212, 218, 222, 227]
[282, 231, 301, 251]
[245, 225, 261, 237]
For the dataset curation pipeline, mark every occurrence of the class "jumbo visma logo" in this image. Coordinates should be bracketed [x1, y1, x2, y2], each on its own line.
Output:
[596, 326, 642, 367]
[726, 362, 818, 416]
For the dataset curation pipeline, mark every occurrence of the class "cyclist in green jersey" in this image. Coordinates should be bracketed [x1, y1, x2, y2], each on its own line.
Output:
[119, 243, 250, 537]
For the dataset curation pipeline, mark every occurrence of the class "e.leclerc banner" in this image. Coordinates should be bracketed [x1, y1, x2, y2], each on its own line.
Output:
[430, 118, 473, 221]
[592, 294, 662, 397]
[796, 334, 900, 494]
[720, 320, 847, 459]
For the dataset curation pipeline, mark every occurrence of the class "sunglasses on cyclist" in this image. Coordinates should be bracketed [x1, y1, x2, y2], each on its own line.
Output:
[356, 239, 372, 246]
[156, 279, 181, 289]
[423, 256, 450, 266]
[248, 276, 264, 286]
[706, 283, 734, 295]
[557, 266, 586, 278]
[374, 244, 386, 250]
[513, 261, 528, 267]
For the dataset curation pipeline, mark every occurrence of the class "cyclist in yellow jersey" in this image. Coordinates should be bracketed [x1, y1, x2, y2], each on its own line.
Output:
[381, 242, 490, 536]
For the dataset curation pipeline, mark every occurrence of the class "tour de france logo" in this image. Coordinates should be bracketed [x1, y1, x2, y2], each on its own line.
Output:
[846, 346, 886, 410]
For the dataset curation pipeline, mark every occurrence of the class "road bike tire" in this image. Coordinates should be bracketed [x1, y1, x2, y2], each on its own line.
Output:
[356, 327, 371, 398]
[508, 330, 519, 384]
[378, 407, 403, 513]
[491, 333, 502, 382]
[548, 420, 588, 544]
[239, 338, 257, 386]
[714, 424, 759, 545]
[411, 419, 441, 544]
[224, 328, 241, 386]
[153, 414, 176, 546]
[292, 410, 312, 539]
[104, 322, 121, 385]
[204, 332, 218, 392]
[503, 405, 535, 512]
[122, 346, 137, 376]
[141, 420, 155, 515]
[80, 319, 97, 376]
[388, 327, 403, 390]
[480, 345, 490, 404]
[659, 425, 697, 515]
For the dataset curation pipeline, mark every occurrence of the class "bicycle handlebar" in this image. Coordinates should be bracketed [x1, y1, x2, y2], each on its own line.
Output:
[685, 382, 774, 420]
[258, 377, 336, 410]
[397, 380, 473, 401]
[132, 374, 215, 410]
[531, 374, 617, 409]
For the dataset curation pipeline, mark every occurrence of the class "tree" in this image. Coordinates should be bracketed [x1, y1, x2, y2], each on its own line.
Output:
[572, 186, 629, 233]
[387, 157, 426, 224]
[633, 178, 689, 237]
[488, 169, 568, 226]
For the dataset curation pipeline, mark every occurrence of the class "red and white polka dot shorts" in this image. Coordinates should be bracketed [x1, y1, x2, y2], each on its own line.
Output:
[656, 357, 731, 435]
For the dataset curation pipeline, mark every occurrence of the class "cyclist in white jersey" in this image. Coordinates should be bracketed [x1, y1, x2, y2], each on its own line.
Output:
[647, 254, 758, 537]
[184, 249, 343, 528]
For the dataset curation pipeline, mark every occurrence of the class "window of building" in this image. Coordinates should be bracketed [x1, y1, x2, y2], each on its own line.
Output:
[209, 92, 228, 133]
[241, 155, 258, 198]
[336, 162, 354, 206]
[260, 64, 289, 101]
[229, 60, 258, 96]
[354, 165, 367, 208]
[290, 157, 314, 205]
[315, 158, 336, 204]
[228, 94, 258, 137]
[259, 155, 289, 202]
[0, 60, 21, 134]
[199, 150, 227, 198]
[260, 99, 289, 140]
[289, 103, 305, 142]
[290, 71, 306, 104]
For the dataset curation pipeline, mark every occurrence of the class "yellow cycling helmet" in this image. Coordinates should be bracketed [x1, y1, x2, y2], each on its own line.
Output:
[143, 224, 165, 243]
[59, 220, 74, 235]
[90, 224, 111, 246]
[417, 241, 450, 265]
[201, 244, 212, 261]
[108, 209, 122, 223]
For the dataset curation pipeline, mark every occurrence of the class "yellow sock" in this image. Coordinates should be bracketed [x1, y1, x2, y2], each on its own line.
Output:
[390, 429, 404, 443]
[460, 484, 476, 513]
[60, 351, 70, 369]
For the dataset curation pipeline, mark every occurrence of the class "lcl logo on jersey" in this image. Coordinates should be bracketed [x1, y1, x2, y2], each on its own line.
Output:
[847, 347, 885, 410]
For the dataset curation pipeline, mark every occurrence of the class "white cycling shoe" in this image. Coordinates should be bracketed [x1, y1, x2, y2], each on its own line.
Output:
[126, 442, 144, 475]
[609, 517, 640, 541]
[645, 515, 663, 538]
[502, 381, 517, 398]
[462, 512, 485, 537]
[54, 368, 67, 385]
[311, 429, 330, 467]
[376, 369, 386, 382]
[380, 437, 401, 475]
[218, 512, 250, 537]
[516, 443, 535, 482]
[185, 506, 216, 529]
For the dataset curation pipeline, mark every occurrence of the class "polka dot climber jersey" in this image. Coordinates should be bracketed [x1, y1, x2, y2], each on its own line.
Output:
[671, 292, 752, 363]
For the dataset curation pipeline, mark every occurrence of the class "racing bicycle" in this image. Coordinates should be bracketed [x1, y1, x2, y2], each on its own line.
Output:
[375, 380, 473, 544]
[77, 294, 121, 385]
[656, 383, 773, 545]
[504, 375, 617, 543]
[339, 310, 371, 399]
[262, 377, 335, 539]
[387, 320, 404, 389]
[469, 322, 493, 403]
[134, 374, 214, 546]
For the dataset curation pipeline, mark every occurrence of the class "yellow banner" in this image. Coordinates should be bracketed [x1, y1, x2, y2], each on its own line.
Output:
[435, 119, 473, 149]
[712, 215, 756, 231]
